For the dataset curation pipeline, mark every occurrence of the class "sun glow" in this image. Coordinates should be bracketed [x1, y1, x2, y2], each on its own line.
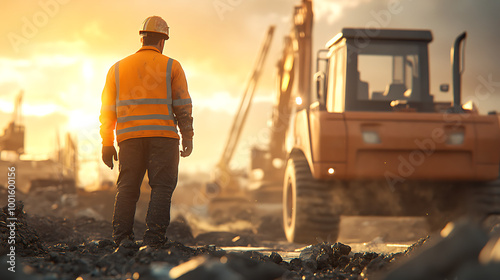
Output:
[0, 101, 60, 117]
[67, 110, 99, 132]
[82, 60, 94, 81]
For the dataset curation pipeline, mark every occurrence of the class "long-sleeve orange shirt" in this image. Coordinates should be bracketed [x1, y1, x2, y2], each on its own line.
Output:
[99, 46, 193, 146]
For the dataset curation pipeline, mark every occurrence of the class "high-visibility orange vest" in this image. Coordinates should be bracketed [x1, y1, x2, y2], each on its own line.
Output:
[100, 46, 193, 146]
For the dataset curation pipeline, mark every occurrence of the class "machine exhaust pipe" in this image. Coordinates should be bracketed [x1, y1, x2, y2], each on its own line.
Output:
[451, 32, 467, 112]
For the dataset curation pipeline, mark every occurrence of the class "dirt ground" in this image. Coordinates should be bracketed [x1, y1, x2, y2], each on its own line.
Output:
[0, 192, 427, 280]
[2, 181, 499, 280]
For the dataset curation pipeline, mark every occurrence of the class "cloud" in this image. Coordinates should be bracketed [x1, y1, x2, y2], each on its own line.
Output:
[314, 0, 372, 24]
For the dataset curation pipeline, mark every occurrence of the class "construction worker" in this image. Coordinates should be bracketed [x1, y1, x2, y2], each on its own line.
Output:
[99, 16, 193, 247]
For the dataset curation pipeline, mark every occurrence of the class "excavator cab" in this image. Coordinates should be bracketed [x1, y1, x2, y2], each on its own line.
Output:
[315, 29, 435, 113]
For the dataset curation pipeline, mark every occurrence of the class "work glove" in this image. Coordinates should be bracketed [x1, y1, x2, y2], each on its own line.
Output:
[180, 139, 193, 158]
[102, 146, 118, 169]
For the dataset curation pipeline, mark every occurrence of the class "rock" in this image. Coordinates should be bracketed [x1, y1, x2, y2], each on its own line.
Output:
[0, 202, 46, 257]
[333, 242, 352, 256]
[402, 236, 429, 257]
[362, 255, 392, 277]
[455, 262, 500, 280]
[302, 259, 318, 272]
[383, 221, 489, 280]
[226, 252, 287, 280]
[338, 255, 351, 268]
[98, 239, 114, 249]
[316, 252, 331, 270]
[269, 252, 283, 264]
[299, 244, 321, 260]
[478, 234, 500, 264]
[171, 256, 243, 280]
[289, 258, 302, 271]
[169, 253, 286, 280]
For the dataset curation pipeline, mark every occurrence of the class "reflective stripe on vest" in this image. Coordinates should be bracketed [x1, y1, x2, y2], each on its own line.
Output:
[173, 98, 192, 106]
[114, 58, 178, 136]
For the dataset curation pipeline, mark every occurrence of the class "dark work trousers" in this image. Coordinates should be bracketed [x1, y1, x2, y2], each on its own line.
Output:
[112, 137, 179, 246]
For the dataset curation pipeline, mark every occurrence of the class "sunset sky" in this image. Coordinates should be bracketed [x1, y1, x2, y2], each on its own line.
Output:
[1, 0, 499, 187]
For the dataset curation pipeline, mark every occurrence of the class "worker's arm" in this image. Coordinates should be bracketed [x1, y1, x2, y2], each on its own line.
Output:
[99, 63, 118, 168]
[99, 63, 118, 146]
[171, 60, 194, 156]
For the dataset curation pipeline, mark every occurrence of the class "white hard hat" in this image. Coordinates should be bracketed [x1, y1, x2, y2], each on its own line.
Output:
[140, 16, 169, 40]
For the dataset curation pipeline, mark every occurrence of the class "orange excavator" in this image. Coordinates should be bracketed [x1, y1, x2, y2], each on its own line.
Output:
[249, 0, 500, 243]
[209, 0, 500, 243]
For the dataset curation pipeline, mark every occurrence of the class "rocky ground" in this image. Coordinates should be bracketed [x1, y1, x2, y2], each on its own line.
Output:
[0, 201, 420, 280]
[2, 180, 500, 280]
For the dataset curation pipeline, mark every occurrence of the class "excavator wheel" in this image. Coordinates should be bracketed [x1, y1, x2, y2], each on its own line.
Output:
[283, 154, 340, 244]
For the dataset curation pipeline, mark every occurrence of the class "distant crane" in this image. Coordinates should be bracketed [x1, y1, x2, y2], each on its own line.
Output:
[0, 90, 79, 194]
[206, 26, 275, 221]
[0, 90, 25, 156]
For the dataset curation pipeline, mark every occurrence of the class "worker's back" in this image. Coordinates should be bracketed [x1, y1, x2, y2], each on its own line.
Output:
[105, 46, 186, 143]
[118, 46, 171, 100]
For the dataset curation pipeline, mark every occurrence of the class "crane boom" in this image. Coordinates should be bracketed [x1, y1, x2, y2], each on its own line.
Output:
[217, 26, 275, 177]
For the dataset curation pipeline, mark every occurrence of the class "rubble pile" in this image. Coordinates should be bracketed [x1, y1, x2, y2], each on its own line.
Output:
[283, 242, 400, 279]
[0, 203, 402, 280]
[0, 202, 46, 257]
[4, 201, 500, 279]
[384, 221, 500, 280]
